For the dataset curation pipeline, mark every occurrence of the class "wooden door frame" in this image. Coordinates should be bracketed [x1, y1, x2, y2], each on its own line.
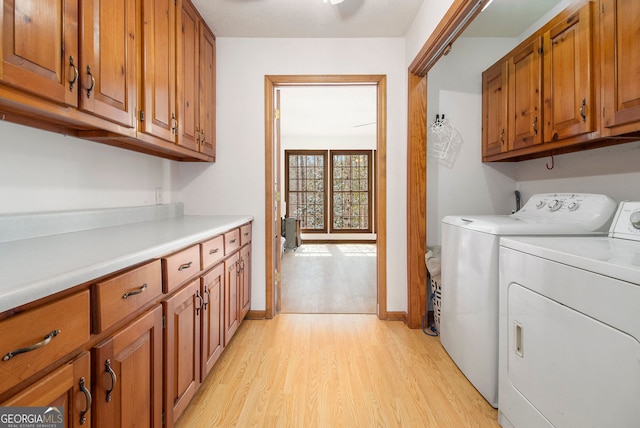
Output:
[264, 74, 387, 319]
[406, 0, 485, 328]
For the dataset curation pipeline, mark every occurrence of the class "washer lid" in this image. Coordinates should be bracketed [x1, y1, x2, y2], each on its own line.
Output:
[500, 236, 640, 285]
[442, 215, 610, 235]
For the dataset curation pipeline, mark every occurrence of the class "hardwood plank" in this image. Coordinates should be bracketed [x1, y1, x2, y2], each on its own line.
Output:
[176, 314, 498, 427]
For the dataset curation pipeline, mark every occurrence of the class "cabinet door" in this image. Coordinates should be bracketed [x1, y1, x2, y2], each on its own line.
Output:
[1, 352, 92, 428]
[239, 244, 251, 321]
[163, 279, 201, 426]
[601, 0, 640, 134]
[177, 0, 200, 152]
[201, 263, 224, 380]
[508, 37, 543, 151]
[79, 0, 137, 127]
[224, 252, 240, 346]
[482, 61, 508, 158]
[139, 0, 176, 142]
[199, 25, 216, 158]
[93, 306, 162, 428]
[543, 3, 595, 142]
[0, 0, 78, 106]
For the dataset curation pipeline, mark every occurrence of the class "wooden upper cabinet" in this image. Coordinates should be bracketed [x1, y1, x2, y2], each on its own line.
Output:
[199, 25, 216, 158]
[482, 61, 508, 159]
[139, 0, 176, 142]
[507, 37, 543, 151]
[0, 0, 79, 106]
[543, 2, 595, 143]
[601, 0, 640, 135]
[177, 0, 200, 152]
[79, 0, 137, 128]
[177, 0, 216, 157]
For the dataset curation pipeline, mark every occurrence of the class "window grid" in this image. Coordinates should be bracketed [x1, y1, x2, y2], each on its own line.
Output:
[331, 151, 372, 233]
[285, 151, 327, 232]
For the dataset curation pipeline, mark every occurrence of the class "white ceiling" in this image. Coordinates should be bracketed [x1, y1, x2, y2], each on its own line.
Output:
[191, 0, 425, 38]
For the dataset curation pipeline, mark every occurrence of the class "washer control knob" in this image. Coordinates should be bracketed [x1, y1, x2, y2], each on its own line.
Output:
[548, 199, 563, 212]
[536, 200, 546, 209]
[567, 201, 579, 211]
[630, 210, 640, 230]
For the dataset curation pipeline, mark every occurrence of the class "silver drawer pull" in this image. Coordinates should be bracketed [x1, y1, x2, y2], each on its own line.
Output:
[209, 248, 220, 255]
[105, 359, 117, 402]
[122, 283, 147, 299]
[178, 261, 193, 271]
[2, 329, 61, 361]
[229, 239, 237, 244]
[243, 232, 249, 236]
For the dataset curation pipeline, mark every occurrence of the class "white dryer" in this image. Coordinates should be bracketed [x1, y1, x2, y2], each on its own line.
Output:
[440, 193, 617, 407]
[498, 201, 640, 427]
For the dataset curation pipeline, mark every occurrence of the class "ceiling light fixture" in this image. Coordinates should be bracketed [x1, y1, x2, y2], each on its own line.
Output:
[324, 0, 345, 5]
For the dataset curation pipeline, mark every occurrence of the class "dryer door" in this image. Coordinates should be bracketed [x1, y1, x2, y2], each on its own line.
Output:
[503, 283, 640, 428]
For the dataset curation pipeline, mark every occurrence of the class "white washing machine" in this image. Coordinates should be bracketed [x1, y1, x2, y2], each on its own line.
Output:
[498, 201, 640, 428]
[440, 193, 617, 408]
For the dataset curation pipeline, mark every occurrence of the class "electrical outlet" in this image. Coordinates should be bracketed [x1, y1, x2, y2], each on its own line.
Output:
[155, 187, 163, 205]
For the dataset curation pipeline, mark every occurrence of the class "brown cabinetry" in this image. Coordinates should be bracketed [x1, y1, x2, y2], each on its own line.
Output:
[139, 0, 177, 143]
[224, 251, 240, 346]
[177, 0, 216, 156]
[0, 0, 216, 162]
[543, 2, 595, 143]
[1, 352, 92, 428]
[79, 0, 137, 127]
[163, 278, 202, 426]
[508, 37, 543, 151]
[481, 0, 625, 162]
[200, 263, 225, 380]
[239, 243, 252, 320]
[600, 0, 640, 136]
[482, 61, 508, 158]
[92, 306, 163, 428]
[0, 0, 79, 107]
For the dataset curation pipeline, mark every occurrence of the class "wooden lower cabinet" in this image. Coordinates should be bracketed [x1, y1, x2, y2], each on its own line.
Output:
[201, 263, 225, 380]
[1, 352, 92, 428]
[92, 306, 163, 428]
[163, 278, 202, 426]
[224, 252, 240, 346]
[239, 244, 252, 320]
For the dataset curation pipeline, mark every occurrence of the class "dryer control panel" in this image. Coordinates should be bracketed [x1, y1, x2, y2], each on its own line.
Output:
[609, 201, 640, 241]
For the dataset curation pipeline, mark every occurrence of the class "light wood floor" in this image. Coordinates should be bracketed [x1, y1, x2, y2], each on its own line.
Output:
[280, 244, 377, 314]
[176, 314, 499, 427]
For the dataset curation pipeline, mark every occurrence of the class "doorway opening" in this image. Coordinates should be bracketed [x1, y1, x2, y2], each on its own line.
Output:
[264, 75, 387, 319]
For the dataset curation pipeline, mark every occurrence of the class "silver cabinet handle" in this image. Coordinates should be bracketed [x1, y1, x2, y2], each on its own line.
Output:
[2, 329, 60, 361]
[178, 261, 193, 271]
[209, 248, 220, 255]
[122, 283, 147, 299]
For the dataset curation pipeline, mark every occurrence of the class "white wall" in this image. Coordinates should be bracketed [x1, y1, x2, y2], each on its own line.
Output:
[426, 38, 518, 246]
[178, 37, 409, 312]
[0, 121, 177, 214]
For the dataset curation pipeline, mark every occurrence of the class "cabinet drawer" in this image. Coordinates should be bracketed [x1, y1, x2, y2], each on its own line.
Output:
[201, 235, 224, 271]
[0, 291, 90, 397]
[163, 245, 201, 293]
[224, 229, 240, 254]
[92, 260, 162, 333]
[240, 224, 252, 245]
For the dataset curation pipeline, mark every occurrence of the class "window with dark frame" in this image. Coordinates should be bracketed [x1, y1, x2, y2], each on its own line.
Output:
[285, 151, 327, 232]
[284, 149, 373, 234]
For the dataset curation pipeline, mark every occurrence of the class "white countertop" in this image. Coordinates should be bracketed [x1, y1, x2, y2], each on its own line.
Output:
[0, 210, 253, 313]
